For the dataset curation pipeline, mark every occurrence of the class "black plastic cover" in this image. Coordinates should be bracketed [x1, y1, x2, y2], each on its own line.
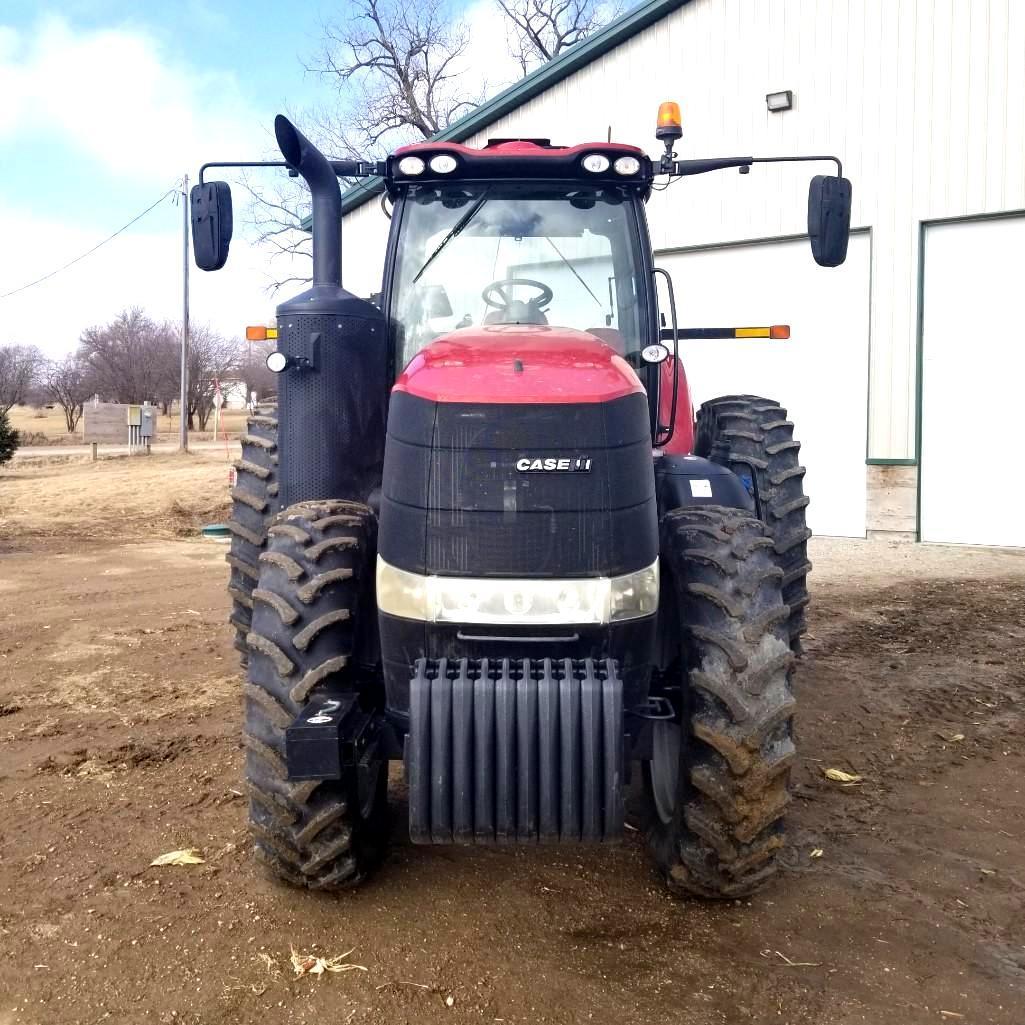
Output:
[655, 454, 754, 516]
[808, 175, 853, 267]
[190, 181, 233, 271]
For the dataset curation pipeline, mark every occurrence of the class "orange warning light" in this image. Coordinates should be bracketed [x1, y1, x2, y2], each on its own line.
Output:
[246, 326, 278, 341]
[656, 101, 682, 140]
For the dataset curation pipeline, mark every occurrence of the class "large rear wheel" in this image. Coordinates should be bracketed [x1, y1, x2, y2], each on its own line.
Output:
[695, 395, 811, 652]
[644, 505, 796, 898]
[244, 499, 390, 889]
[227, 404, 279, 669]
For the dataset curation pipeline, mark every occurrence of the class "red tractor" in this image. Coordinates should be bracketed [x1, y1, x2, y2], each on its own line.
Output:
[192, 102, 852, 897]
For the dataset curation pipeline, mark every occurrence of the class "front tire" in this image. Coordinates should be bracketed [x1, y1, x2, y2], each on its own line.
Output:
[228, 405, 280, 669]
[695, 395, 811, 652]
[244, 499, 390, 889]
[644, 506, 796, 898]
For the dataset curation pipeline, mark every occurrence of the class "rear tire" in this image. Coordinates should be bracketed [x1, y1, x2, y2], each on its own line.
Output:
[644, 505, 796, 898]
[244, 499, 390, 889]
[228, 404, 279, 669]
[695, 394, 811, 652]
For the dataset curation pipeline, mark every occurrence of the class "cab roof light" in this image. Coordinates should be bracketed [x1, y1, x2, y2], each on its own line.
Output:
[397, 155, 426, 176]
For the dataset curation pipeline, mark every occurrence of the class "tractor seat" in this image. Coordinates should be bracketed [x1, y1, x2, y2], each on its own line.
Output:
[586, 327, 626, 354]
[483, 299, 549, 326]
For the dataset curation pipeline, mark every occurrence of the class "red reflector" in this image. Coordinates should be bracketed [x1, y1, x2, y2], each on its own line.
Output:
[770, 325, 790, 339]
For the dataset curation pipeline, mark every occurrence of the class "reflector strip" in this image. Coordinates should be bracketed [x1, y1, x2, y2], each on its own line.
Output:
[662, 325, 792, 341]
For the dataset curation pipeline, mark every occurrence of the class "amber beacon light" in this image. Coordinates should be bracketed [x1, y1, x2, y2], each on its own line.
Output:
[656, 101, 683, 141]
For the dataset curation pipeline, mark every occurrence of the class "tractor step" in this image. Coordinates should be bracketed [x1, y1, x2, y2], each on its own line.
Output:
[407, 657, 624, 845]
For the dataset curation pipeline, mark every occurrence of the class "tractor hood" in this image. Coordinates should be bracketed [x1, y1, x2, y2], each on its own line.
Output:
[392, 325, 644, 405]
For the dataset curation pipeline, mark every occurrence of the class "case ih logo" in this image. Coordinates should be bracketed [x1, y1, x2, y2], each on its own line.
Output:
[516, 456, 592, 472]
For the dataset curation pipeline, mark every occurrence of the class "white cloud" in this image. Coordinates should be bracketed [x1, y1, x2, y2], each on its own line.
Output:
[0, 14, 260, 184]
[0, 15, 297, 355]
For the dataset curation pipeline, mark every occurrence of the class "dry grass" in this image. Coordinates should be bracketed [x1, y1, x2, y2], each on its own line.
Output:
[8, 405, 250, 445]
[0, 452, 233, 543]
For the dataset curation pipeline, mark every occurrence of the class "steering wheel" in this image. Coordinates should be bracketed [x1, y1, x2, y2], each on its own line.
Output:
[482, 277, 553, 313]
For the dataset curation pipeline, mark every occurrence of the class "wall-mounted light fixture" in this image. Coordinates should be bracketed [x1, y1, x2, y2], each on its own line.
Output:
[766, 90, 794, 112]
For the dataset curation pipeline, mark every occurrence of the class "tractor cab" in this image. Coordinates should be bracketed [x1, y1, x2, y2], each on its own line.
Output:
[382, 140, 657, 375]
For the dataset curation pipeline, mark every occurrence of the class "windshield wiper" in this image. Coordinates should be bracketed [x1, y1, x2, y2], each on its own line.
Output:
[412, 192, 489, 284]
[544, 236, 604, 311]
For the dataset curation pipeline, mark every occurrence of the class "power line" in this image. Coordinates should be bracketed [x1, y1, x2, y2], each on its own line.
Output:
[0, 184, 182, 300]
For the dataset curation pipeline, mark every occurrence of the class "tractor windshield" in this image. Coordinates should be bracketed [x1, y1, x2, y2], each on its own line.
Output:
[390, 182, 647, 370]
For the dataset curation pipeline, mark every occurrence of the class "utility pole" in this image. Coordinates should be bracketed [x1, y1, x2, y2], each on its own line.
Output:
[179, 175, 190, 452]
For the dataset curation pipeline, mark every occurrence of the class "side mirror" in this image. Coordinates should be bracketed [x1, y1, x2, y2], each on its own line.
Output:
[190, 181, 233, 271]
[807, 175, 852, 267]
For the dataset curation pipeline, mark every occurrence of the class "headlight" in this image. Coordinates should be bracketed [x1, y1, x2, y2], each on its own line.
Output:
[581, 153, 611, 173]
[377, 558, 658, 625]
[429, 154, 458, 174]
[397, 156, 426, 176]
[613, 155, 641, 176]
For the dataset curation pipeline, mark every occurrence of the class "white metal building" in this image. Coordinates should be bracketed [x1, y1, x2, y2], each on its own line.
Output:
[337, 0, 1025, 546]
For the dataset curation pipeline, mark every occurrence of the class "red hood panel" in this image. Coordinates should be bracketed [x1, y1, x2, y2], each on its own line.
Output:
[393, 326, 644, 404]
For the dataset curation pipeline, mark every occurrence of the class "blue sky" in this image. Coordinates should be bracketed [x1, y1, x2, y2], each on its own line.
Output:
[0, 0, 519, 354]
[2, 0, 331, 226]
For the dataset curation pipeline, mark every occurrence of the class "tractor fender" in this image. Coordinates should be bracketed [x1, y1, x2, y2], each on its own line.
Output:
[654, 454, 755, 516]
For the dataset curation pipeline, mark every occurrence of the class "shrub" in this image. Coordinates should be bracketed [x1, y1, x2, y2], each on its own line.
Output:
[0, 408, 19, 466]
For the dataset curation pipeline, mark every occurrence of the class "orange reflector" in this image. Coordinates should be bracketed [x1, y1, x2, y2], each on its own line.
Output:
[245, 326, 278, 341]
[657, 101, 682, 132]
[733, 325, 791, 339]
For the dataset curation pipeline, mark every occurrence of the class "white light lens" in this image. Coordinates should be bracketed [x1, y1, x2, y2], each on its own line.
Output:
[398, 156, 426, 176]
[613, 156, 641, 176]
[581, 153, 611, 173]
[641, 343, 670, 364]
[266, 351, 288, 373]
[429, 154, 458, 174]
[377, 558, 658, 625]
[610, 561, 659, 621]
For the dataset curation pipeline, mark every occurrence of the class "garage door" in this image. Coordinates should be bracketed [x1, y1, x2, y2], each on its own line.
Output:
[920, 215, 1025, 547]
[657, 233, 871, 537]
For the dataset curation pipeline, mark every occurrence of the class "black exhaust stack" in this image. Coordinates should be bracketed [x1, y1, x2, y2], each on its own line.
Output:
[272, 115, 387, 508]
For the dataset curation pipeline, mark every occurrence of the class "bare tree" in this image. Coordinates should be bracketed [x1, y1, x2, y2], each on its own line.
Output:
[77, 308, 176, 404]
[311, 0, 482, 153]
[186, 325, 243, 431]
[0, 343, 44, 414]
[496, 0, 620, 73]
[247, 0, 484, 290]
[240, 339, 280, 404]
[45, 356, 95, 433]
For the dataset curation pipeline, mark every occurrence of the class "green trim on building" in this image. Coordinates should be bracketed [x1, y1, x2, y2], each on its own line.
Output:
[300, 0, 694, 228]
[866, 458, 917, 466]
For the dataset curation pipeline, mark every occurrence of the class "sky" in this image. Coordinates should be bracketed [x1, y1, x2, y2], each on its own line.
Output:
[0, 0, 520, 357]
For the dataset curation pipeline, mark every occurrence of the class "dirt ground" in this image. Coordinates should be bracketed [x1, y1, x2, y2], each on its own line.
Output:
[1, 460, 1023, 1025]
